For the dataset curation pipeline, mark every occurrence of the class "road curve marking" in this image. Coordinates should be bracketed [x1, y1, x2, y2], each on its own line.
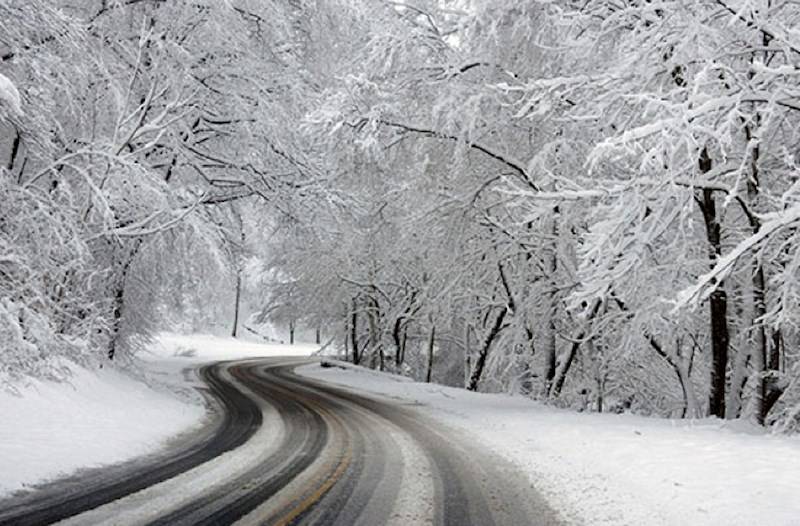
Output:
[236, 385, 354, 526]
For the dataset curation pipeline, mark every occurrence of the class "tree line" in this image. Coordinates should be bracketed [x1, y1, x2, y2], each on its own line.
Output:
[263, 0, 800, 430]
[2, 0, 799, 431]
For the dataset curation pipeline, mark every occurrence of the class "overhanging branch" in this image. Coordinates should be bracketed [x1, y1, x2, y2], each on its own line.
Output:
[377, 119, 540, 192]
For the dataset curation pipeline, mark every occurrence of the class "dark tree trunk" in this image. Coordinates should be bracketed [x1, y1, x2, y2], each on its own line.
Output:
[401, 329, 407, 366]
[343, 310, 350, 362]
[351, 298, 360, 365]
[549, 339, 580, 399]
[426, 324, 436, 383]
[752, 264, 769, 423]
[231, 271, 241, 338]
[543, 313, 557, 395]
[107, 240, 142, 360]
[519, 327, 536, 396]
[543, 208, 559, 394]
[763, 329, 785, 419]
[770, 329, 782, 372]
[108, 283, 125, 360]
[289, 320, 295, 345]
[696, 148, 730, 419]
[393, 317, 405, 367]
[467, 306, 507, 391]
[7, 127, 20, 171]
[705, 246, 729, 418]
[550, 299, 603, 398]
[468, 262, 515, 391]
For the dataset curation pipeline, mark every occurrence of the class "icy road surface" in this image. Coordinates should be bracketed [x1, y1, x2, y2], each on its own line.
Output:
[0, 358, 559, 526]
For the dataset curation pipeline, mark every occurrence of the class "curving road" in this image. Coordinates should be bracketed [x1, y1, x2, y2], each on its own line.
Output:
[0, 358, 560, 526]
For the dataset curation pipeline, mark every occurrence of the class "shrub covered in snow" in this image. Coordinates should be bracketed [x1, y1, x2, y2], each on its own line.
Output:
[0, 177, 107, 382]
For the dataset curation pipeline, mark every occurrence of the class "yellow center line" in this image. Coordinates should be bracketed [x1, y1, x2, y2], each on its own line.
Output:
[271, 398, 354, 526]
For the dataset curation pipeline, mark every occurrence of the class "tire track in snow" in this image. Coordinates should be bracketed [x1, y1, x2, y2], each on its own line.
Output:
[1, 358, 561, 526]
[0, 362, 262, 526]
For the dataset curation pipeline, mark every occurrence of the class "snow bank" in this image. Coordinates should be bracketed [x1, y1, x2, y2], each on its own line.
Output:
[0, 362, 204, 497]
[299, 361, 800, 526]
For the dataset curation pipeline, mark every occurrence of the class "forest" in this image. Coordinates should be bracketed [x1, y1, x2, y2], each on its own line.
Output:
[1, 0, 799, 431]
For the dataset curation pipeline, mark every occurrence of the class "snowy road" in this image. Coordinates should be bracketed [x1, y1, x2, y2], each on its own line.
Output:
[0, 358, 559, 526]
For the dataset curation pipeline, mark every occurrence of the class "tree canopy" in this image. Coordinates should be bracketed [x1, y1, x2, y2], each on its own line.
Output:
[2, 0, 799, 430]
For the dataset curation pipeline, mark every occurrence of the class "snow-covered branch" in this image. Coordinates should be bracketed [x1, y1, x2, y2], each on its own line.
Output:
[675, 203, 800, 310]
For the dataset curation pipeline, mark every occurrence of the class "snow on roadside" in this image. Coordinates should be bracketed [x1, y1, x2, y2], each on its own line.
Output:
[298, 361, 800, 526]
[0, 362, 204, 497]
[146, 332, 318, 364]
[0, 333, 317, 498]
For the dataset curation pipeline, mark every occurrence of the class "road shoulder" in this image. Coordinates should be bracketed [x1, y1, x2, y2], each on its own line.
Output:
[298, 360, 800, 526]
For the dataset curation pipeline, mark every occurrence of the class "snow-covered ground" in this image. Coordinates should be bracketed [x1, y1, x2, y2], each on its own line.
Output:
[5, 334, 797, 525]
[0, 362, 202, 497]
[299, 361, 800, 526]
[0, 333, 317, 498]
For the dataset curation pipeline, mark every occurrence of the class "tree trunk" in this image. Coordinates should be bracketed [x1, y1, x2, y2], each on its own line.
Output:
[550, 338, 580, 399]
[230, 207, 245, 339]
[107, 240, 142, 360]
[543, 209, 559, 395]
[770, 329, 782, 373]
[751, 264, 768, 423]
[231, 271, 241, 338]
[463, 324, 472, 388]
[649, 336, 699, 418]
[467, 306, 507, 391]
[351, 298, 360, 365]
[400, 327, 407, 367]
[727, 341, 750, 419]
[763, 329, 785, 418]
[344, 316, 350, 362]
[680, 358, 700, 419]
[426, 324, 436, 383]
[393, 317, 404, 367]
[696, 148, 730, 418]
[6, 127, 20, 171]
[742, 121, 769, 423]
[542, 314, 557, 398]
[519, 327, 536, 396]
[107, 281, 125, 360]
[367, 294, 383, 371]
[315, 327, 321, 345]
[550, 299, 603, 398]
[289, 320, 295, 345]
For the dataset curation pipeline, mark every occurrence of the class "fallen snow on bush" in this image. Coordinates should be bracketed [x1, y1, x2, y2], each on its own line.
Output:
[299, 361, 800, 526]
